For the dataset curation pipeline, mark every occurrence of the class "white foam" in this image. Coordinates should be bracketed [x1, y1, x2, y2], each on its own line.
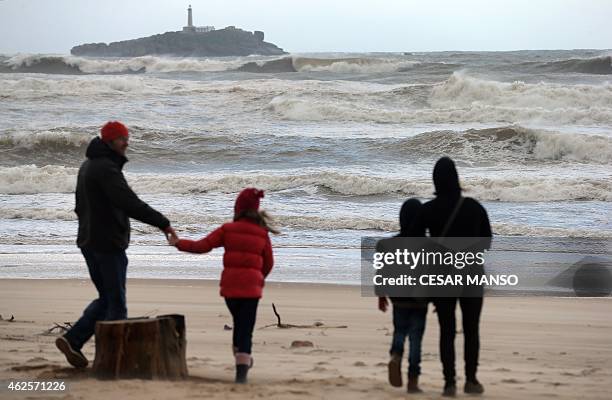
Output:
[5, 54, 247, 74]
[392, 127, 612, 164]
[1, 205, 608, 238]
[267, 73, 612, 125]
[0, 165, 77, 194]
[0, 76, 155, 99]
[430, 72, 612, 117]
[492, 223, 612, 238]
[295, 58, 419, 74]
[0, 207, 75, 221]
[1, 166, 609, 201]
[0, 129, 93, 148]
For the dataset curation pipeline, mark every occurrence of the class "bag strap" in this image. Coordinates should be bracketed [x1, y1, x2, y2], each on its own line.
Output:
[440, 196, 464, 238]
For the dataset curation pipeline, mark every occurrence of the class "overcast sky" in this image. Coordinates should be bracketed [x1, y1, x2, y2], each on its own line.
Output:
[0, 0, 610, 54]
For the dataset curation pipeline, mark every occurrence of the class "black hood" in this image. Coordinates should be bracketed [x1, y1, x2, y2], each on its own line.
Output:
[398, 198, 422, 236]
[85, 137, 127, 167]
[433, 157, 461, 197]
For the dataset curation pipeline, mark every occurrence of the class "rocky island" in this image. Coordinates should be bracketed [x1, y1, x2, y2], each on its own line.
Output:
[71, 6, 286, 57]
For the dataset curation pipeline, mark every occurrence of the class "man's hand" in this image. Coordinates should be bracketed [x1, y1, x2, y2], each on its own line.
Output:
[378, 297, 389, 312]
[164, 226, 179, 246]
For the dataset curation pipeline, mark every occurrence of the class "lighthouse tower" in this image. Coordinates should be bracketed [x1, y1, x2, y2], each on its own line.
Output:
[182, 5, 214, 33]
[183, 5, 196, 32]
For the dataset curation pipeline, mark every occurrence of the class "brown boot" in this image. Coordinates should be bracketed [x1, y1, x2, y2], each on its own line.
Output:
[407, 375, 423, 393]
[387, 353, 402, 387]
[235, 353, 252, 384]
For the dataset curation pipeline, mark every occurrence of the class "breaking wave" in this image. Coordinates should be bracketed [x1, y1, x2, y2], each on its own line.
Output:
[523, 56, 612, 75]
[384, 126, 612, 164]
[1, 53, 458, 75]
[1, 165, 610, 201]
[0, 54, 247, 74]
[268, 73, 612, 125]
[0, 206, 609, 238]
[0, 128, 93, 148]
[236, 56, 459, 74]
[2, 125, 610, 166]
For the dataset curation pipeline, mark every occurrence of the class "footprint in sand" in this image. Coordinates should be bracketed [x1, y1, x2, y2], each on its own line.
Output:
[287, 390, 311, 395]
[581, 367, 601, 376]
[26, 357, 48, 363]
[12, 364, 57, 372]
[353, 361, 366, 367]
[501, 378, 522, 384]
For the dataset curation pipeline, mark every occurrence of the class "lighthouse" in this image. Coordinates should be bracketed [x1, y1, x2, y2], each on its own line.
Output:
[182, 5, 196, 32]
[182, 5, 214, 33]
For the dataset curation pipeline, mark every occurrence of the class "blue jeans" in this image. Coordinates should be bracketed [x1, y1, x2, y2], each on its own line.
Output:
[64, 248, 128, 350]
[390, 305, 427, 377]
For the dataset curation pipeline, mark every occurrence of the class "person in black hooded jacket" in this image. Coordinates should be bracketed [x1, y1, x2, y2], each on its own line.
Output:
[409, 157, 492, 397]
[55, 121, 178, 369]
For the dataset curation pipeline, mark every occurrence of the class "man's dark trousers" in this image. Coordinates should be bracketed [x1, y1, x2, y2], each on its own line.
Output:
[64, 248, 128, 350]
[434, 297, 483, 383]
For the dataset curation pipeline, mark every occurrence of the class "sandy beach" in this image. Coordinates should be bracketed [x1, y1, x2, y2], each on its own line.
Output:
[1, 279, 611, 399]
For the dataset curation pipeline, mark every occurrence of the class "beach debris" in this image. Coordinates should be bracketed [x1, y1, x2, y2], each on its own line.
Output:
[290, 340, 314, 348]
[0, 314, 15, 322]
[44, 322, 73, 335]
[223, 324, 232, 331]
[259, 304, 347, 329]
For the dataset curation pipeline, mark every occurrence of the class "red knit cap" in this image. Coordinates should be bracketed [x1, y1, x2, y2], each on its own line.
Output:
[234, 188, 265, 215]
[101, 121, 129, 143]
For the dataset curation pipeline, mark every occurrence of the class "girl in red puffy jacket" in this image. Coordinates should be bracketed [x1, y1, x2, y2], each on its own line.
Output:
[170, 188, 276, 384]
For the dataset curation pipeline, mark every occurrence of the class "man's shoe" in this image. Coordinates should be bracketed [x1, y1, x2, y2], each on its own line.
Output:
[387, 353, 402, 387]
[55, 336, 88, 368]
[407, 375, 423, 393]
[442, 381, 457, 397]
[464, 379, 485, 394]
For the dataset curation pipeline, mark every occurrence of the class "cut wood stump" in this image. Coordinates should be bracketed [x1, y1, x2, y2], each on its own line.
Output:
[92, 314, 188, 380]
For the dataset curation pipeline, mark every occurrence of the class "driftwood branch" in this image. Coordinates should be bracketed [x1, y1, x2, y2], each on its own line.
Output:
[272, 303, 282, 326]
[44, 322, 73, 335]
[259, 303, 347, 330]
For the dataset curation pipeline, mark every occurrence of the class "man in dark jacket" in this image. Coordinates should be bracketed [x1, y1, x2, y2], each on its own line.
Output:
[409, 157, 492, 397]
[55, 121, 177, 368]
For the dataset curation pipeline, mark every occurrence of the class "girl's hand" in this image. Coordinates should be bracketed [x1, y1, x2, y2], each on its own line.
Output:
[166, 231, 180, 246]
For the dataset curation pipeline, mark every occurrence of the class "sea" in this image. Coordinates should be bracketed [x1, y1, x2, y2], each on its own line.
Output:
[0, 50, 611, 285]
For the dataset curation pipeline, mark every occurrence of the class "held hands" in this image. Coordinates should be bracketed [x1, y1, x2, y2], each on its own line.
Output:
[164, 226, 180, 246]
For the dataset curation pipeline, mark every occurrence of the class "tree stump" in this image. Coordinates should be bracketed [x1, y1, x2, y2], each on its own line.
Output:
[92, 314, 188, 380]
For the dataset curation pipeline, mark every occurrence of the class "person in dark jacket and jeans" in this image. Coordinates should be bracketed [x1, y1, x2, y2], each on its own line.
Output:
[409, 157, 492, 397]
[55, 121, 177, 369]
[378, 198, 428, 393]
